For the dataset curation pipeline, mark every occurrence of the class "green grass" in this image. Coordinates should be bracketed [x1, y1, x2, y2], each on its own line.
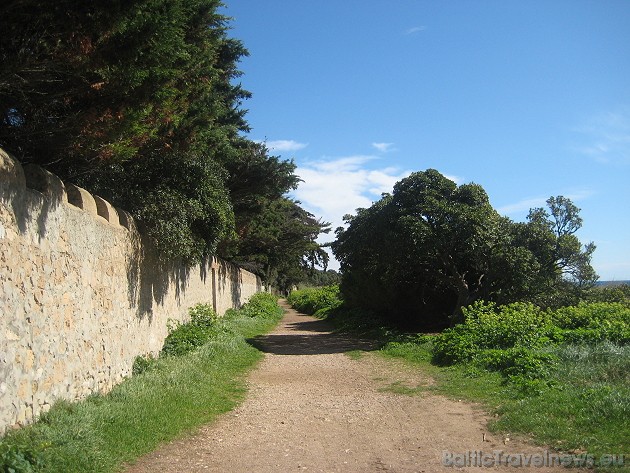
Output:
[378, 338, 630, 472]
[0, 294, 283, 473]
[344, 349, 365, 360]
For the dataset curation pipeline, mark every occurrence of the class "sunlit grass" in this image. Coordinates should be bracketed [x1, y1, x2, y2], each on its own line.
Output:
[0, 296, 283, 473]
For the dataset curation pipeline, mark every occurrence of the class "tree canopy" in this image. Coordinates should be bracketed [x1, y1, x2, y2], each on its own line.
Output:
[0, 1, 328, 281]
[332, 170, 597, 328]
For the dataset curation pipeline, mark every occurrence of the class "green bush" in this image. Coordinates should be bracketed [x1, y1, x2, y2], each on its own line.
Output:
[552, 302, 630, 344]
[0, 441, 42, 473]
[239, 293, 282, 319]
[161, 303, 218, 357]
[432, 301, 630, 389]
[432, 301, 553, 365]
[288, 285, 342, 316]
[188, 303, 218, 327]
[132, 354, 157, 376]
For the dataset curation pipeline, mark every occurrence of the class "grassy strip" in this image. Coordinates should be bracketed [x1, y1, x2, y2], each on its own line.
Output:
[0, 293, 283, 473]
[289, 287, 630, 472]
[380, 340, 629, 471]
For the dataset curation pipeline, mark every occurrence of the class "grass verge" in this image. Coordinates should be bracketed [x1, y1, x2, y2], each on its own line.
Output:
[379, 340, 630, 472]
[0, 293, 283, 473]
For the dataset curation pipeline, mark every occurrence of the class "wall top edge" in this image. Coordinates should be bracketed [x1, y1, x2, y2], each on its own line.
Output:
[0, 147, 133, 229]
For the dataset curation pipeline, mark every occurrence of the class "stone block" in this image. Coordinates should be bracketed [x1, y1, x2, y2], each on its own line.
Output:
[22, 164, 67, 204]
[0, 148, 26, 189]
[66, 184, 98, 216]
[94, 195, 119, 226]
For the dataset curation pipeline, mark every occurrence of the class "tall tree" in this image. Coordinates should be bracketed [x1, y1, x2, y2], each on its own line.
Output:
[0, 0, 250, 172]
[514, 196, 598, 306]
[333, 170, 598, 328]
[0, 1, 330, 271]
[230, 197, 330, 293]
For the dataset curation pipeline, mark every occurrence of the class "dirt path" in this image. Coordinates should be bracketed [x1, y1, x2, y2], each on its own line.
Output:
[125, 301, 587, 472]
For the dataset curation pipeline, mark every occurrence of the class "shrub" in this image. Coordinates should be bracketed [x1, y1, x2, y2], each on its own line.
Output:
[239, 293, 282, 319]
[432, 301, 558, 387]
[0, 441, 42, 473]
[188, 303, 217, 327]
[552, 302, 630, 344]
[288, 285, 342, 316]
[432, 301, 553, 365]
[432, 300, 630, 388]
[132, 354, 158, 375]
[161, 304, 218, 357]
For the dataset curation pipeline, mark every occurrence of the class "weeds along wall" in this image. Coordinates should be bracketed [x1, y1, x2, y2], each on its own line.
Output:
[0, 148, 262, 432]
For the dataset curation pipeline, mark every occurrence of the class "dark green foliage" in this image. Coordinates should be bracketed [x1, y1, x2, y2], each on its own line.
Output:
[332, 169, 597, 328]
[229, 197, 331, 292]
[0, 0, 249, 168]
[161, 303, 217, 357]
[0, 441, 42, 473]
[287, 286, 343, 317]
[1, 1, 328, 270]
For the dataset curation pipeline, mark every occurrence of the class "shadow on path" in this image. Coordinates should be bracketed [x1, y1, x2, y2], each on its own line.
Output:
[247, 301, 378, 355]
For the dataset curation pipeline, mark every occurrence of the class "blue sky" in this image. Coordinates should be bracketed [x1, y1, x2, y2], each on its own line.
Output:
[223, 1, 630, 280]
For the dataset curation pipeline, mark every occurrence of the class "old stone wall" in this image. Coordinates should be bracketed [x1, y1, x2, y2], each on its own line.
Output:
[0, 148, 262, 432]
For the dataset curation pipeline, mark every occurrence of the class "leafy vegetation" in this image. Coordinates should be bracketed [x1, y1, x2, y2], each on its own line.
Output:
[227, 197, 331, 293]
[0, 293, 283, 473]
[332, 170, 597, 328]
[288, 286, 630, 469]
[287, 286, 343, 318]
[0, 1, 328, 282]
[160, 303, 218, 357]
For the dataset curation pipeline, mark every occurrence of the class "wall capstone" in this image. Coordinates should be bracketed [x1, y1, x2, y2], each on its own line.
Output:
[66, 184, 99, 217]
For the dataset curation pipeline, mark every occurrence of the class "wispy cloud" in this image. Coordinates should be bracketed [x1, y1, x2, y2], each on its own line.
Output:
[498, 190, 595, 217]
[405, 26, 426, 35]
[260, 139, 308, 152]
[572, 109, 630, 164]
[372, 142, 396, 153]
[497, 197, 548, 216]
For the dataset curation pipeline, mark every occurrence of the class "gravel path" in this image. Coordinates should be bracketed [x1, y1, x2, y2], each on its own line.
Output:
[125, 301, 586, 472]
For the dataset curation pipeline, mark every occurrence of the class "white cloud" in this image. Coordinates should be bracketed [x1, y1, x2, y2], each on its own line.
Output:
[405, 26, 426, 35]
[293, 156, 411, 234]
[372, 142, 395, 153]
[261, 140, 308, 152]
[497, 190, 594, 217]
[497, 197, 548, 216]
[292, 155, 412, 271]
[573, 109, 630, 164]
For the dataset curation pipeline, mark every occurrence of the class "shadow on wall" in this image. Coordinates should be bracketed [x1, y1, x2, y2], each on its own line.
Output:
[217, 258, 244, 310]
[1, 150, 64, 240]
[130, 246, 214, 321]
[1, 147, 258, 322]
[125, 230, 170, 322]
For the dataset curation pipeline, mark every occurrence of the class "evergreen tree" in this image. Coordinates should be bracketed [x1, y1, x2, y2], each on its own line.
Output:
[0, 1, 330, 278]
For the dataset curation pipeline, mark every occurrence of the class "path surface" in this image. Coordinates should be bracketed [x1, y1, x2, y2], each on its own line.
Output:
[125, 301, 585, 472]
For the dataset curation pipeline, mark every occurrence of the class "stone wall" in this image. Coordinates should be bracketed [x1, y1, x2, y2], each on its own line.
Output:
[0, 148, 262, 432]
